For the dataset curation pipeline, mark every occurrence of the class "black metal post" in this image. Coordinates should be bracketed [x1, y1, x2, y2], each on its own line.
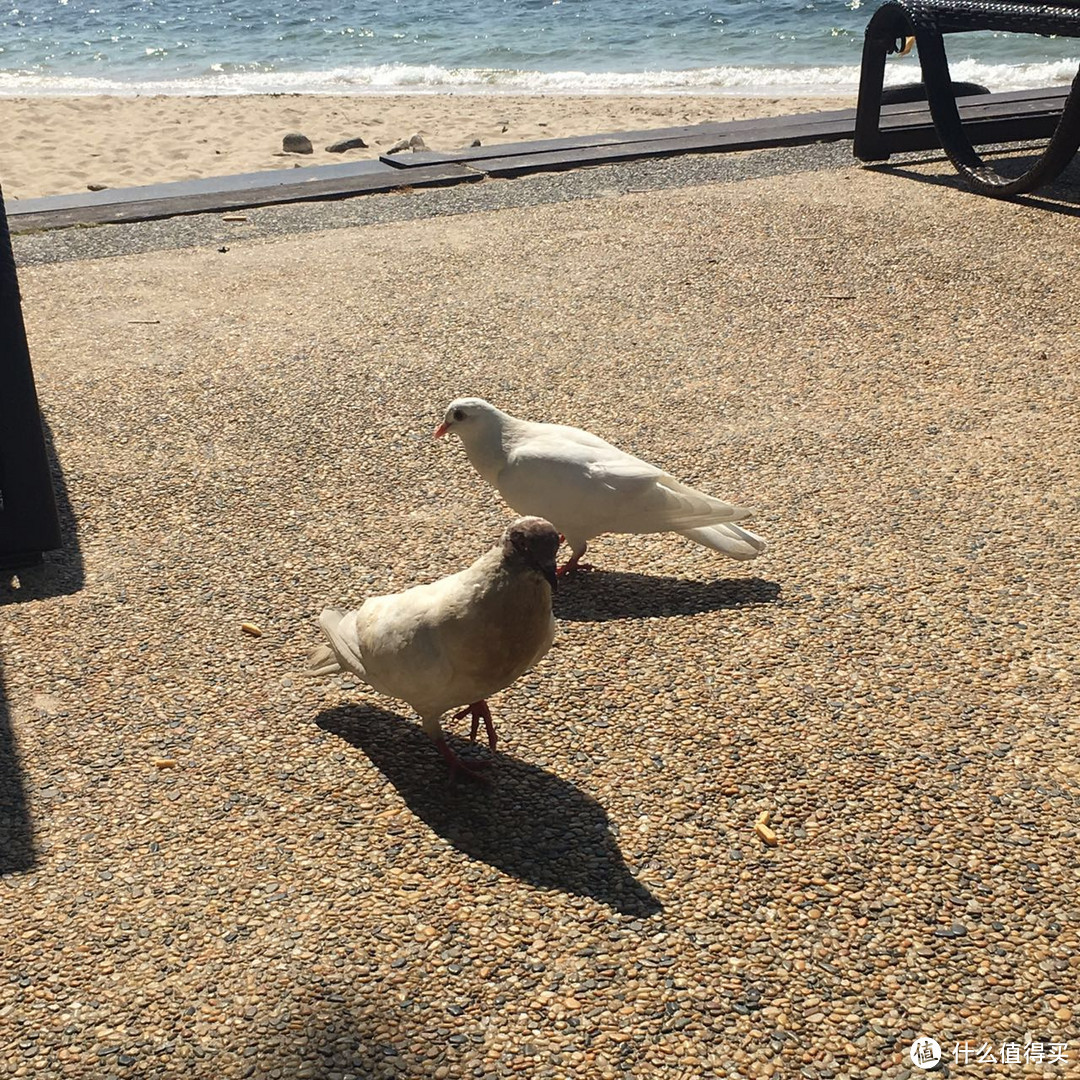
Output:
[0, 185, 62, 570]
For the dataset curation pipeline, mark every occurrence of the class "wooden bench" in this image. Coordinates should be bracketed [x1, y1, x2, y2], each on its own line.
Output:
[854, 0, 1080, 195]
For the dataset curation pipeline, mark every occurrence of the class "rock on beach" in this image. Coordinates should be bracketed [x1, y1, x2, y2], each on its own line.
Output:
[282, 132, 314, 154]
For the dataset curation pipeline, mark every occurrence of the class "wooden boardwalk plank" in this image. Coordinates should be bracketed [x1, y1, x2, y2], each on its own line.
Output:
[460, 129, 850, 179]
[884, 83, 1068, 116]
[416, 89, 1072, 179]
[380, 86, 1071, 171]
[7, 162, 481, 232]
[875, 87, 1070, 152]
[883, 88, 1068, 128]
[4, 85, 1073, 231]
[878, 111, 1063, 153]
[380, 109, 861, 168]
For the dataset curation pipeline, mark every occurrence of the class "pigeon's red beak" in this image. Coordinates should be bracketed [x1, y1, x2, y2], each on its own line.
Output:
[433, 421, 450, 439]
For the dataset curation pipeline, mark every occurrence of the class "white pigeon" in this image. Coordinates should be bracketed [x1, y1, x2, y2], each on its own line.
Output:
[434, 397, 767, 574]
[304, 517, 560, 779]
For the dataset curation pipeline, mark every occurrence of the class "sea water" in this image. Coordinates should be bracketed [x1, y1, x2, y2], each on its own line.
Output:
[0, 0, 1076, 96]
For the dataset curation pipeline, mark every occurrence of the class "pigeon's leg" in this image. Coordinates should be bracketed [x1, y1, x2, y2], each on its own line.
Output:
[434, 737, 491, 783]
[454, 700, 497, 752]
[557, 542, 594, 577]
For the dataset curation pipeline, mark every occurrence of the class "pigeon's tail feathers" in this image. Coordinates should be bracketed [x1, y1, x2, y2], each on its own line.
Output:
[679, 523, 768, 562]
[303, 643, 343, 677]
[302, 608, 367, 679]
[646, 475, 757, 531]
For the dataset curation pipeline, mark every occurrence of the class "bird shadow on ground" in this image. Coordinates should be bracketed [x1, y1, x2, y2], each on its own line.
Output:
[316, 705, 662, 917]
[554, 572, 780, 622]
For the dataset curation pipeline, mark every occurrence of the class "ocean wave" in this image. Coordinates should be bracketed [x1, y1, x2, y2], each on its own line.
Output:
[0, 57, 1076, 97]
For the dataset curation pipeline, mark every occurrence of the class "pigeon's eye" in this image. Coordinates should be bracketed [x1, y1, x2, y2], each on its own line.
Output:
[452, 408, 465, 422]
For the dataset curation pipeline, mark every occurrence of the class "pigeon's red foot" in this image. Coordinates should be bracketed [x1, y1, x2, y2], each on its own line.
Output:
[556, 545, 593, 577]
[435, 737, 491, 784]
[556, 559, 595, 577]
[454, 700, 497, 752]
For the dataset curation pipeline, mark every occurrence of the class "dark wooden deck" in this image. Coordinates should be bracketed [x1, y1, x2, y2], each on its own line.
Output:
[4, 85, 1070, 233]
[6, 159, 482, 233]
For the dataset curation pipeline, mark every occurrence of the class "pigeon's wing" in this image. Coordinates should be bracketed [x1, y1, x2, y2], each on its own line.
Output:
[532, 420, 627, 453]
[500, 429, 658, 502]
[496, 440, 633, 538]
[346, 551, 554, 718]
[590, 464, 754, 534]
[345, 585, 463, 716]
[500, 435, 752, 539]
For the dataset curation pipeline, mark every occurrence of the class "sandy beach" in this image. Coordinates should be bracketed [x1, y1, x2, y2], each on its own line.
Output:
[0, 92, 854, 200]
[3, 135, 1080, 1078]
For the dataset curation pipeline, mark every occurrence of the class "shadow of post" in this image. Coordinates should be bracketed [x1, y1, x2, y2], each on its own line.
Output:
[1, 181, 86, 874]
[0, 675, 33, 874]
[0, 415, 86, 875]
[317, 705, 662, 917]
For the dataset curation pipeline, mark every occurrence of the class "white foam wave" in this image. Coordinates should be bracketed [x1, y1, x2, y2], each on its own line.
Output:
[0, 57, 1075, 97]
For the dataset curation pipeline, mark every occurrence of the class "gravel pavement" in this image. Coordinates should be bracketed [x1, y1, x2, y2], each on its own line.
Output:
[2, 145, 1080, 1079]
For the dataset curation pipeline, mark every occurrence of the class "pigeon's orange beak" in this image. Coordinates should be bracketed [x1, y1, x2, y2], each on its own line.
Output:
[433, 421, 450, 439]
